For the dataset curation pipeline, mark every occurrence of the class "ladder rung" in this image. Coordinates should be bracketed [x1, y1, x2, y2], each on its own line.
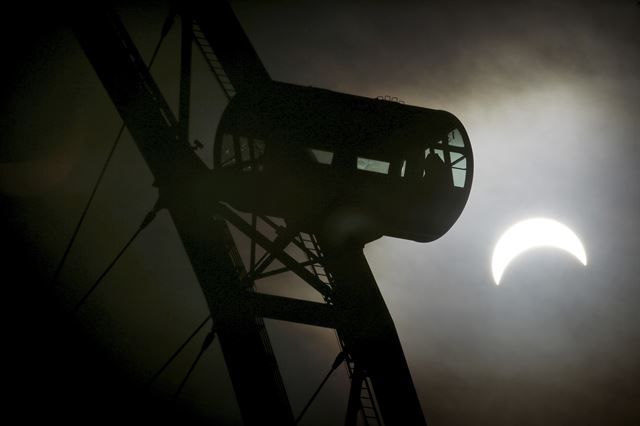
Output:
[207, 62, 224, 71]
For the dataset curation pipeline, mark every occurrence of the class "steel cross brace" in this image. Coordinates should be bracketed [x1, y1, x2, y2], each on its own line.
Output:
[215, 203, 333, 299]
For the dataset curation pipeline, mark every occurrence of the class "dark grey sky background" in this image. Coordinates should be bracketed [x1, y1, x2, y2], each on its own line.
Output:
[2, 0, 639, 425]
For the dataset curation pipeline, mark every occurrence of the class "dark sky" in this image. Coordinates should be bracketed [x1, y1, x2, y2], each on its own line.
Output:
[2, 0, 639, 425]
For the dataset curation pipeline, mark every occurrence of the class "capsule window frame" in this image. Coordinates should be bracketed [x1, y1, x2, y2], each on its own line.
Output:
[356, 157, 391, 175]
[308, 148, 335, 165]
[416, 128, 469, 188]
[219, 134, 266, 172]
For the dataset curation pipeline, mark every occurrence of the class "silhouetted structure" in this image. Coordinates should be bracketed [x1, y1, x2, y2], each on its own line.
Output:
[70, 0, 473, 424]
[215, 82, 472, 243]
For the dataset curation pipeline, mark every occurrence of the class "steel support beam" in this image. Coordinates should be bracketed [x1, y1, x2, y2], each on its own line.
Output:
[319, 239, 428, 425]
[216, 204, 333, 297]
[245, 292, 337, 329]
[189, 0, 271, 94]
[71, 5, 294, 424]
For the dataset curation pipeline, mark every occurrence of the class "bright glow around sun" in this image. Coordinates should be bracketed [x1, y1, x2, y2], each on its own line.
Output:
[492, 218, 587, 285]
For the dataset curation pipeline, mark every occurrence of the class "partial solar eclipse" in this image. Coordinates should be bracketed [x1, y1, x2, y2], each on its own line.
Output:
[492, 218, 587, 285]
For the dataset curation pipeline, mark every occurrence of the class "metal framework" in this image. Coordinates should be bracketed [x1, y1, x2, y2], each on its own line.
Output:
[70, 1, 427, 424]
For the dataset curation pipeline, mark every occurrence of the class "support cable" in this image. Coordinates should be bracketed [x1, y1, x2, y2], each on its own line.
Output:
[51, 10, 177, 287]
[295, 351, 347, 424]
[146, 314, 212, 387]
[171, 329, 217, 402]
[70, 209, 158, 315]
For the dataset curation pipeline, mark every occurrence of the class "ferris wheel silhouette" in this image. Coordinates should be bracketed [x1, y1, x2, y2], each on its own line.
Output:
[51, 1, 474, 424]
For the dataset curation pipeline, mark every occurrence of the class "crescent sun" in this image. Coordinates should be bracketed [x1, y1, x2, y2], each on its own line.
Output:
[492, 218, 587, 285]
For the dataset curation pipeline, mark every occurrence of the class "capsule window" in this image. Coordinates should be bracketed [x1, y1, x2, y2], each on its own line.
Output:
[239, 137, 251, 162]
[221, 134, 236, 166]
[450, 152, 466, 168]
[357, 157, 390, 174]
[220, 135, 266, 171]
[254, 140, 265, 158]
[424, 148, 445, 161]
[250, 139, 266, 172]
[423, 148, 448, 181]
[400, 160, 407, 177]
[448, 129, 464, 147]
[452, 169, 466, 187]
[450, 152, 467, 188]
[308, 148, 334, 165]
